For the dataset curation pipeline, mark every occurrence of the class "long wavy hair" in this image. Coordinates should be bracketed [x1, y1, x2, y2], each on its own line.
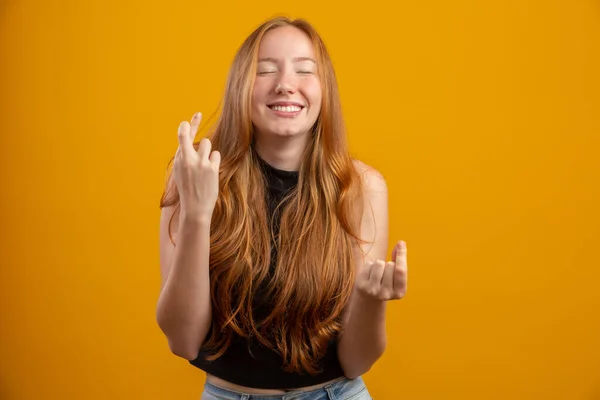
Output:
[160, 16, 369, 375]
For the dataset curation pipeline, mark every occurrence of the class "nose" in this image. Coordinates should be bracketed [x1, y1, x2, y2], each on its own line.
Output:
[274, 67, 297, 94]
[275, 82, 295, 95]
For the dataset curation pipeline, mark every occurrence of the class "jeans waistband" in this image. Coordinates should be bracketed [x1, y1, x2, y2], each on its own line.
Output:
[203, 376, 368, 400]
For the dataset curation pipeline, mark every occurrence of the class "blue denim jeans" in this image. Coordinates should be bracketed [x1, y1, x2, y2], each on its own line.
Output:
[200, 376, 372, 400]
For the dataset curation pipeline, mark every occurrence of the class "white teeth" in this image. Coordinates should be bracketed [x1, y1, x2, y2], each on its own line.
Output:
[271, 105, 302, 112]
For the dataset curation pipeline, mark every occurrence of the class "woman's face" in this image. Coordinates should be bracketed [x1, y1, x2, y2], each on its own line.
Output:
[251, 26, 322, 140]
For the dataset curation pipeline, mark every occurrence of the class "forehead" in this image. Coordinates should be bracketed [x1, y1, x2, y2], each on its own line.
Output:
[257, 26, 315, 59]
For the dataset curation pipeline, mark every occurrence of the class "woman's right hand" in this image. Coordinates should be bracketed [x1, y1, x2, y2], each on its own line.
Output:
[173, 112, 221, 220]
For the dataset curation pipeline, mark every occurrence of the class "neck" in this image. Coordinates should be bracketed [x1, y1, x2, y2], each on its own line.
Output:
[253, 132, 309, 172]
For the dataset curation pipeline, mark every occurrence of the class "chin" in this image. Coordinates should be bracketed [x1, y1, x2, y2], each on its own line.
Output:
[260, 125, 310, 139]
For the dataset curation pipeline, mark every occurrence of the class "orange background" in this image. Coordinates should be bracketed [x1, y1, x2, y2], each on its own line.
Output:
[1, 1, 599, 399]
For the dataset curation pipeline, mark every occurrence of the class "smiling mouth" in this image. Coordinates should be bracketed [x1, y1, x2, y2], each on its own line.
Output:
[268, 105, 304, 113]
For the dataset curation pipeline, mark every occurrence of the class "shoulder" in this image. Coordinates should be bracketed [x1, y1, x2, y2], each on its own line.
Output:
[351, 159, 388, 194]
[351, 159, 390, 261]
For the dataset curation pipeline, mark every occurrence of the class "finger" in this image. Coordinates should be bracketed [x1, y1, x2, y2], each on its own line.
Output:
[189, 112, 202, 141]
[357, 259, 373, 283]
[209, 150, 221, 170]
[395, 240, 407, 268]
[393, 265, 407, 298]
[174, 147, 183, 170]
[178, 121, 194, 159]
[393, 243, 408, 297]
[197, 138, 212, 160]
[368, 260, 386, 287]
[382, 261, 395, 290]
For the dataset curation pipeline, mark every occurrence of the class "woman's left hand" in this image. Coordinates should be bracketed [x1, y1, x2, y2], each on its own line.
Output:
[355, 241, 408, 301]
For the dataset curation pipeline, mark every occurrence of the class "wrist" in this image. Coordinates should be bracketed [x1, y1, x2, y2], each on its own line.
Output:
[353, 290, 387, 309]
[179, 210, 212, 227]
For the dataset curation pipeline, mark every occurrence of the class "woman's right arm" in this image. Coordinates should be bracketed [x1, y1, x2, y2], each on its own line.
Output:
[156, 112, 221, 360]
[156, 206, 213, 360]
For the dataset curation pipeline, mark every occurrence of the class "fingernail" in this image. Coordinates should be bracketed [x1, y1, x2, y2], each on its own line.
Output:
[195, 112, 202, 119]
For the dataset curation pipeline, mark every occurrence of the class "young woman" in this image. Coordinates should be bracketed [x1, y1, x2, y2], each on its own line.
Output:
[157, 16, 408, 400]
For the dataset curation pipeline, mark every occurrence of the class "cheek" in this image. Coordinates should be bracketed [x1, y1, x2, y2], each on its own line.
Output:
[306, 81, 322, 110]
[252, 83, 264, 109]
[252, 81, 270, 108]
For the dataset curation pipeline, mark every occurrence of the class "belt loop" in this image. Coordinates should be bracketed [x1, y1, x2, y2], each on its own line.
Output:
[325, 386, 336, 400]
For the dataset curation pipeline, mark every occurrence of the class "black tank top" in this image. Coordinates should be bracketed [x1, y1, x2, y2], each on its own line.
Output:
[188, 157, 345, 389]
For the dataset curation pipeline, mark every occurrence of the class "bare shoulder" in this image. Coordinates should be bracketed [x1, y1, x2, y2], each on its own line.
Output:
[351, 159, 390, 262]
[351, 159, 388, 194]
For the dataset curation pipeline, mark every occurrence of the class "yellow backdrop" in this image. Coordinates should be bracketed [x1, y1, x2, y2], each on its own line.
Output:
[1, 0, 599, 399]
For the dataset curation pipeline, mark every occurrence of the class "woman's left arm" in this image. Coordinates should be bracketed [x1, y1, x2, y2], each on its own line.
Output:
[337, 164, 408, 379]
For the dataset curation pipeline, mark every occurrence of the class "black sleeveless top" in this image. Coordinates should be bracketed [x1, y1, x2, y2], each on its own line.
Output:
[189, 157, 345, 389]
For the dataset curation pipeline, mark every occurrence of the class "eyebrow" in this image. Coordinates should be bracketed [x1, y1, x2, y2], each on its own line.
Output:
[257, 57, 316, 63]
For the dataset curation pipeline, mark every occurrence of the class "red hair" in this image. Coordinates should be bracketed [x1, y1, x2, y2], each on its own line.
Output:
[160, 16, 367, 374]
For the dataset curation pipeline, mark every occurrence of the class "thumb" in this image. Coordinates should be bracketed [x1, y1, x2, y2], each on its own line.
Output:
[394, 241, 407, 264]
[392, 240, 406, 263]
